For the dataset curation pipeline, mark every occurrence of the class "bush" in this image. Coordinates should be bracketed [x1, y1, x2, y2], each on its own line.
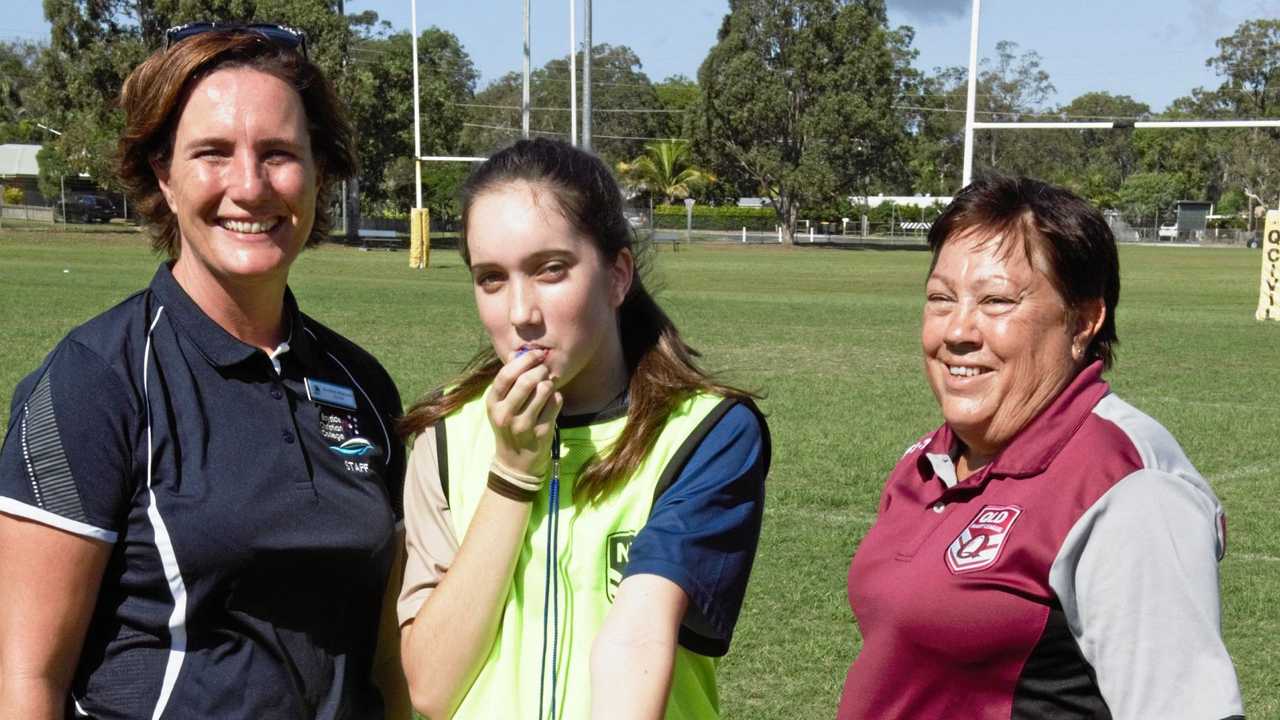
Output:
[2, 186, 23, 205]
[652, 204, 777, 231]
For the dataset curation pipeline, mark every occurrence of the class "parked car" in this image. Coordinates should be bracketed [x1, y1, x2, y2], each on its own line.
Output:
[58, 195, 116, 224]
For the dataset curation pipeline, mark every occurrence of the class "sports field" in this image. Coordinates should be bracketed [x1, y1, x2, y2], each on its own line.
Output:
[1, 230, 1276, 718]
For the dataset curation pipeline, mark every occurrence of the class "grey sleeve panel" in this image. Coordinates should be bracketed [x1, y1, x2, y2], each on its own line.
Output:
[1048, 469, 1243, 720]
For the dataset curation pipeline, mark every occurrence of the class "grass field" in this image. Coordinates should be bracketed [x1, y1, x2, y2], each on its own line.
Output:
[1, 229, 1277, 718]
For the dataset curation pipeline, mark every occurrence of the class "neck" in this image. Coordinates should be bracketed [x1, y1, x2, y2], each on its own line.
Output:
[955, 448, 992, 481]
[171, 261, 289, 353]
[559, 335, 629, 416]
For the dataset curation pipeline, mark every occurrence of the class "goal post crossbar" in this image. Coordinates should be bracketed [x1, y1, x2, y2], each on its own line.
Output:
[971, 120, 1280, 131]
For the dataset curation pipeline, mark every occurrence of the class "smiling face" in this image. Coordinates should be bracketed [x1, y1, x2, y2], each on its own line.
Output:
[155, 67, 317, 293]
[922, 230, 1102, 463]
[466, 181, 633, 413]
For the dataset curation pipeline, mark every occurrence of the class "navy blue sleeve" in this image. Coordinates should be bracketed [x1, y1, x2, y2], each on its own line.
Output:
[622, 403, 769, 657]
[0, 340, 137, 542]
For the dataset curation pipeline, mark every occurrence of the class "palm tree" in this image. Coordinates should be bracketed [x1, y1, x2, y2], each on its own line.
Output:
[616, 140, 714, 205]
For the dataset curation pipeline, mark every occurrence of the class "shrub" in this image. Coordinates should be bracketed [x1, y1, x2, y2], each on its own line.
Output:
[651, 204, 777, 231]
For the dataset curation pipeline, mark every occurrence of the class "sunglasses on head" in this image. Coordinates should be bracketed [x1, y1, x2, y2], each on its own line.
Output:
[164, 22, 308, 58]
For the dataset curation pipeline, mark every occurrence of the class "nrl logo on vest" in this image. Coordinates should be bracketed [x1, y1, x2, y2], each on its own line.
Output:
[605, 531, 636, 602]
[946, 505, 1023, 574]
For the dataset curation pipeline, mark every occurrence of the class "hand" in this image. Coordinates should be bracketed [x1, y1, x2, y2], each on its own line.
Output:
[486, 349, 563, 477]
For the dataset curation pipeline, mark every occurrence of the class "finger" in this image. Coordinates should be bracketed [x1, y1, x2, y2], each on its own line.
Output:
[489, 349, 546, 402]
[510, 379, 555, 435]
[494, 364, 551, 422]
[533, 390, 564, 436]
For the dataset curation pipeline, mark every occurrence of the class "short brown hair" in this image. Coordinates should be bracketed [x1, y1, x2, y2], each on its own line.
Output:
[117, 29, 357, 257]
[927, 176, 1121, 368]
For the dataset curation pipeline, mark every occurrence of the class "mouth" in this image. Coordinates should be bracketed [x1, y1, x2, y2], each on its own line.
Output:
[219, 217, 282, 235]
[946, 363, 991, 378]
[515, 343, 551, 359]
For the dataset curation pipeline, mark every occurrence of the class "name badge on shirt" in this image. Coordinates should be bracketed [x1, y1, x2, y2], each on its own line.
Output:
[306, 378, 357, 410]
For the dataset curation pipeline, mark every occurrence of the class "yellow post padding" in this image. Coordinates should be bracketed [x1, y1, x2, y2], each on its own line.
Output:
[409, 208, 430, 270]
[1256, 210, 1279, 321]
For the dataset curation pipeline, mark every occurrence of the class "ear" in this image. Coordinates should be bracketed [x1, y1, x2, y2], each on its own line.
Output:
[1070, 297, 1106, 364]
[150, 156, 178, 214]
[609, 247, 635, 309]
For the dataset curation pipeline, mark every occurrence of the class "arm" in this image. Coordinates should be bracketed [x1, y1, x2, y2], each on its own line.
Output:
[400, 350, 561, 719]
[372, 528, 412, 720]
[0, 514, 111, 719]
[585, 402, 769, 719]
[1048, 469, 1244, 720]
[0, 344, 136, 718]
[590, 574, 689, 720]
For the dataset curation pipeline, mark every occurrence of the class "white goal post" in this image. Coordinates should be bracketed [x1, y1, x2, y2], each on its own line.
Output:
[960, 0, 1280, 186]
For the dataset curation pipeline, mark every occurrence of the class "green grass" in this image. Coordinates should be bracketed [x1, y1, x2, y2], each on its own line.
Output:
[1, 231, 1277, 718]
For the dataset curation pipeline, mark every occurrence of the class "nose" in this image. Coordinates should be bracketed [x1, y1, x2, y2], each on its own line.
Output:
[508, 277, 542, 329]
[944, 298, 981, 351]
[225, 149, 270, 205]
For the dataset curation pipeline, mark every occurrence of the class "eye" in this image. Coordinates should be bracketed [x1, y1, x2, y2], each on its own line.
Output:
[981, 295, 1017, 312]
[925, 291, 953, 304]
[193, 147, 229, 161]
[473, 272, 504, 291]
[538, 262, 568, 281]
[264, 149, 296, 164]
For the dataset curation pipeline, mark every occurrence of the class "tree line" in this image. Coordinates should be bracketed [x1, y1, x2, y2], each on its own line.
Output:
[2, 0, 1276, 243]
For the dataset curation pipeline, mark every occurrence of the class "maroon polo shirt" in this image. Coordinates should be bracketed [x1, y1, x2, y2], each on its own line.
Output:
[838, 363, 1243, 720]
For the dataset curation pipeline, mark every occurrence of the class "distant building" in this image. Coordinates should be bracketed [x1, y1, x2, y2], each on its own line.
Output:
[0, 143, 111, 208]
[849, 194, 954, 209]
[0, 144, 44, 204]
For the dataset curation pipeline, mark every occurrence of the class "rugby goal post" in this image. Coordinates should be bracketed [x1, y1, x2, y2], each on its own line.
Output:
[960, 0, 1280, 322]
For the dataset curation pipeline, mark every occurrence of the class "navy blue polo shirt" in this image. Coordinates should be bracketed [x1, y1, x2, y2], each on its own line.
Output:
[0, 263, 405, 719]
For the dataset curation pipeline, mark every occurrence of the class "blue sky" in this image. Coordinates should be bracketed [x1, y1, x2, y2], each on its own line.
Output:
[5, 0, 1279, 113]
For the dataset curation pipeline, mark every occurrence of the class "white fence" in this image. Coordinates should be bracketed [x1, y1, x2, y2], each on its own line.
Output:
[1, 204, 56, 223]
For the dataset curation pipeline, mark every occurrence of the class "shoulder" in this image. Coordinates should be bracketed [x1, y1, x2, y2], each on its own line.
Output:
[1086, 392, 1199, 478]
[10, 290, 153, 419]
[659, 397, 769, 489]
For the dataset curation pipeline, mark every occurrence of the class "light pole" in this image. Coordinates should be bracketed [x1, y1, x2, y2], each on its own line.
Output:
[37, 122, 67, 222]
[523, 0, 531, 138]
[569, 0, 577, 146]
[582, 0, 592, 151]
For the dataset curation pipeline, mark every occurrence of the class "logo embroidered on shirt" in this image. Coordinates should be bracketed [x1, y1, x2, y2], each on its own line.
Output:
[605, 531, 637, 602]
[320, 407, 360, 444]
[945, 505, 1023, 574]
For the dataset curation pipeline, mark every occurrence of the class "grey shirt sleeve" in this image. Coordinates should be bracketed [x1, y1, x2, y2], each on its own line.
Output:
[1048, 468, 1244, 720]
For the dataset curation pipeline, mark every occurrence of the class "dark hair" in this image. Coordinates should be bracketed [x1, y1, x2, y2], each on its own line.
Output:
[117, 29, 357, 258]
[399, 138, 753, 503]
[926, 176, 1120, 368]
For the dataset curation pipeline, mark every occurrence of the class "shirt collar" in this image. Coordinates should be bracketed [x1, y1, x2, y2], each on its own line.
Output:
[148, 262, 315, 371]
[920, 361, 1110, 484]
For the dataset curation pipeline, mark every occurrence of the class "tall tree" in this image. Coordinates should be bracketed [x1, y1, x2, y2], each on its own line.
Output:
[0, 40, 43, 144]
[652, 74, 699, 140]
[1204, 19, 1280, 208]
[693, 0, 913, 243]
[343, 25, 477, 218]
[460, 44, 666, 166]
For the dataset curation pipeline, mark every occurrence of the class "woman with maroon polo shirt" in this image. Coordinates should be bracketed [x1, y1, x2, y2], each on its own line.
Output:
[838, 177, 1243, 720]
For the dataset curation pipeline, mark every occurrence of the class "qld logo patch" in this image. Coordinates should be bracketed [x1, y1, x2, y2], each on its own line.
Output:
[945, 505, 1023, 574]
[605, 531, 636, 603]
